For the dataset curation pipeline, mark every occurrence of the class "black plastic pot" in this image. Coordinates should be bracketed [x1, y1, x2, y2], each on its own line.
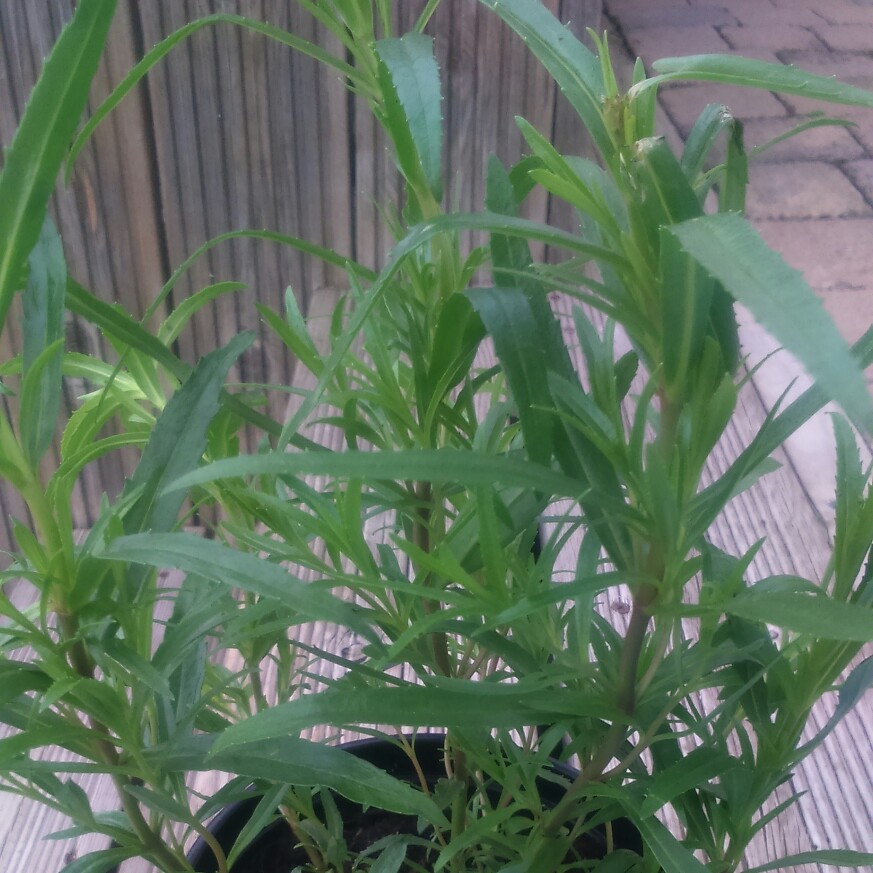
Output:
[187, 733, 642, 872]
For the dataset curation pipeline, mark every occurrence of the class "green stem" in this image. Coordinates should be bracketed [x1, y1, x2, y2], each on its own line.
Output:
[281, 804, 327, 871]
[543, 584, 655, 837]
[60, 616, 191, 871]
[446, 736, 470, 873]
[615, 585, 656, 715]
[94, 730, 194, 872]
[413, 482, 453, 677]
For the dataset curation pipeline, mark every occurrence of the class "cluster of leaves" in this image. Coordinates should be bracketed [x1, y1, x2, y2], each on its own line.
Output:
[0, 1, 872, 872]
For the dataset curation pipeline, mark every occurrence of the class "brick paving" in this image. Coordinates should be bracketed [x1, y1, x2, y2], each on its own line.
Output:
[603, 0, 873, 387]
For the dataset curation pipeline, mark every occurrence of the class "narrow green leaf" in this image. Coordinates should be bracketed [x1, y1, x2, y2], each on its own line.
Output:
[751, 115, 855, 160]
[208, 738, 447, 826]
[157, 280, 245, 345]
[396, 212, 625, 267]
[427, 294, 485, 397]
[468, 287, 555, 465]
[0, 0, 117, 335]
[631, 815, 710, 873]
[795, 657, 873, 760]
[481, 0, 612, 165]
[641, 747, 735, 818]
[633, 136, 702, 226]
[658, 227, 713, 400]
[165, 448, 582, 499]
[225, 783, 288, 867]
[67, 279, 283, 439]
[744, 850, 873, 873]
[375, 34, 443, 199]
[690, 326, 873, 536]
[213, 684, 613, 752]
[670, 212, 873, 434]
[103, 532, 375, 641]
[58, 848, 137, 873]
[484, 157, 577, 385]
[0, 727, 74, 764]
[276, 210, 621, 453]
[832, 415, 873, 598]
[66, 279, 187, 381]
[370, 841, 407, 873]
[66, 13, 362, 180]
[724, 590, 873, 642]
[122, 332, 254, 537]
[681, 103, 733, 180]
[101, 638, 173, 699]
[719, 117, 748, 213]
[19, 340, 65, 470]
[644, 54, 873, 108]
[122, 783, 194, 824]
[20, 216, 66, 467]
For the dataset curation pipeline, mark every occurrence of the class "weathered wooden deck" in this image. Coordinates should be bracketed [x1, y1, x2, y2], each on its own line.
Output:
[1, 302, 871, 873]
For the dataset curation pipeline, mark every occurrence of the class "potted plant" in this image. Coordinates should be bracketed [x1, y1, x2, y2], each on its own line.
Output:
[2, 1, 873, 872]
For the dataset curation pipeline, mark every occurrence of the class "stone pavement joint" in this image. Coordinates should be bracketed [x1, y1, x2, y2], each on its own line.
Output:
[719, 24, 825, 52]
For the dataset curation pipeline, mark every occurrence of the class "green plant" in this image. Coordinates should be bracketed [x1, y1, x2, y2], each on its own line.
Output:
[2, 1, 873, 872]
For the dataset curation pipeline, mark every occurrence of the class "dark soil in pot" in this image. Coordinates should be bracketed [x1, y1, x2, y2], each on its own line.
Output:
[188, 734, 643, 872]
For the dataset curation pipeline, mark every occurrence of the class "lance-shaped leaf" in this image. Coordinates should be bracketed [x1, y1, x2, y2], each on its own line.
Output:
[208, 737, 447, 826]
[744, 851, 873, 873]
[104, 532, 376, 642]
[165, 448, 581, 498]
[0, 0, 116, 336]
[468, 287, 556, 466]
[121, 332, 255, 537]
[631, 815, 711, 873]
[375, 34, 443, 200]
[66, 278, 282, 438]
[659, 227, 713, 401]
[19, 217, 66, 468]
[723, 589, 873, 642]
[480, 0, 613, 166]
[212, 682, 614, 752]
[484, 157, 577, 383]
[642, 54, 873, 108]
[669, 212, 873, 435]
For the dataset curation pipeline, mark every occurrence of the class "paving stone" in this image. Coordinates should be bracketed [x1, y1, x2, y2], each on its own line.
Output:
[624, 25, 730, 63]
[843, 159, 873, 204]
[730, 7, 831, 27]
[720, 23, 824, 52]
[745, 162, 871, 220]
[820, 287, 873, 346]
[607, 5, 738, 29]
[770, 0, 871, 18]
[832, 106, 873, 155]
[755, 218, 873, 295]
[686, 0, 774, 6]
[811, 1, 873, 26]
[813, 23, 873, 52]
[742, 117, 865, 162]
[604, 0, 691, 27]
[660, 83, 787, 136]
